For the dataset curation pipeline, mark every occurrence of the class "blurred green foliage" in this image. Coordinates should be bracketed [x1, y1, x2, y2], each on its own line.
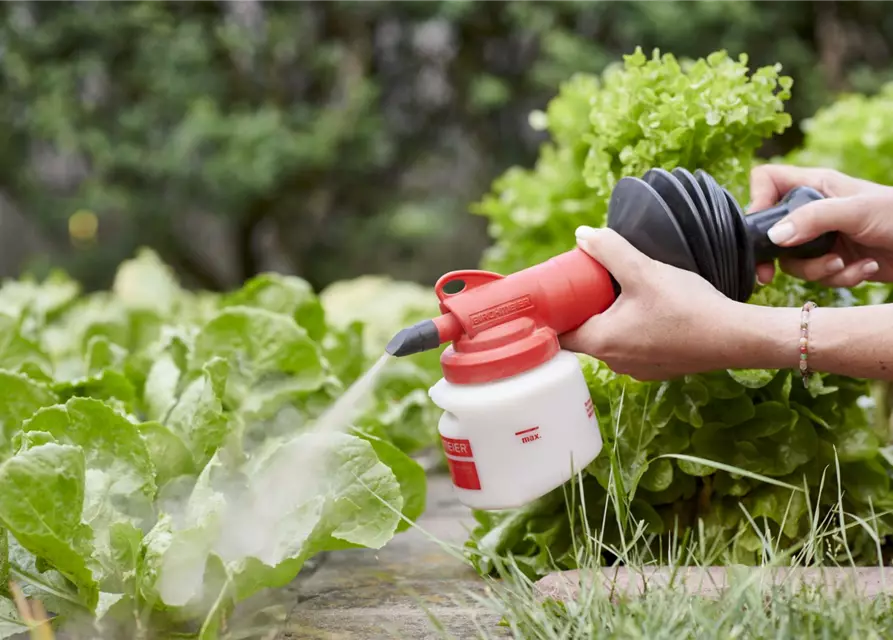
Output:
[787, 83, 893, 185]
[0, 1, 890, 291]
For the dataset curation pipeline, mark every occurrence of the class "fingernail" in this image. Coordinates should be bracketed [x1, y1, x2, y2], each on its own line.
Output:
[863, 261, 880, 276]
[575, 225, 598, 241]
[767, 222, 795, 245]
[826, 257, 845, 274]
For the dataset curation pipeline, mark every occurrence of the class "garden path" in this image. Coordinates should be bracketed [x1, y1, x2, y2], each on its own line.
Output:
[227, 473, 505, 639]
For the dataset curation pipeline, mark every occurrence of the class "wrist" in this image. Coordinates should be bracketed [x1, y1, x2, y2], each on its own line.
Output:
[716, 302, 802, 371]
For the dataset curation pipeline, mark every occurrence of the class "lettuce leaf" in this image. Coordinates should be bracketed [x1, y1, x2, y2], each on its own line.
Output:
[0, 443, 100, 608]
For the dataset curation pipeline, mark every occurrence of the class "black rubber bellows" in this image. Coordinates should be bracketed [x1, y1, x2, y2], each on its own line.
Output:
[607, 168, 838, 302]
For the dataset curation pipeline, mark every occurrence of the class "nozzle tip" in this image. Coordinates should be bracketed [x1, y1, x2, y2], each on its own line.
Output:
[386, 319, 441, 357]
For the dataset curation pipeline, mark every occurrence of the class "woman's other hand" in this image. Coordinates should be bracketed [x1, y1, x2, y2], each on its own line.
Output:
[748, 165, 893, 287]
[560, 226, 747, 381]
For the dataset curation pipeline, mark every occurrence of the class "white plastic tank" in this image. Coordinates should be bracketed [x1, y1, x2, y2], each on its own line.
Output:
[428, 350, 602, 510]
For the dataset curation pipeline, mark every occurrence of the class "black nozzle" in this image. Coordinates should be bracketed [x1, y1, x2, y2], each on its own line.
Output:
[606, 168, 837, 303]
[386, 319, 442, 357]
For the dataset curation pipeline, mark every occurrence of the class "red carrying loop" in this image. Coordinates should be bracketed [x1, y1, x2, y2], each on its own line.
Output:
[434, 270, 504, 303]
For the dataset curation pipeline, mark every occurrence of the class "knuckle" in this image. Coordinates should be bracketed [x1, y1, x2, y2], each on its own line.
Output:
[602, 228, 628, 252]
[789, 205, 818, 231]
[778, 259, 805, 280]
[822, 271, 862, 289]
[821, 277, 845, 289]
[865, 191, 893, 215]
[623, 258, 646, 280]
[583, 229, 615, 255]
[612, 363, 634, 377]
[750, 164, 771, 179]
[576, 327, 608, 357]
[590, 336, 611, 358]
[800, 260, 828, 281]
[628, 252, 657, 278]
[817, 169, 844, 196]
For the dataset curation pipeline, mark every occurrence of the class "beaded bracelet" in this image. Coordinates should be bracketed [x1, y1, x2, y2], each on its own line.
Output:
[799, 301, 817, 388]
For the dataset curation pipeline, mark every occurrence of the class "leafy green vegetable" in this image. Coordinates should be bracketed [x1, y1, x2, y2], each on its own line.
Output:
[221, 272, 327, 342]
[359, 432, 428, 533]
[0, 443, 99, 607]
[0, 599, 27, 638]
[0, 249, 432, 637]
[786, 82, 893, 187]
[467, 49, 893, 576]
[0, 372, 56, 454]
[473, 48, 792, 274]
[137, 431, 407, 620]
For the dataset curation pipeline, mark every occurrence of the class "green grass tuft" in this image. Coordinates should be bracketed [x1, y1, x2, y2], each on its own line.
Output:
[425, 417, 893, 638]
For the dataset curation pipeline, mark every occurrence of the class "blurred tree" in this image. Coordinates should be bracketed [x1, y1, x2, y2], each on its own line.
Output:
[0, 1, 890, 291]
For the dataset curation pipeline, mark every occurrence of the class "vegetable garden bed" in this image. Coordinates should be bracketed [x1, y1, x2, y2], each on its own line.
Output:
[4, 45, 893, 638]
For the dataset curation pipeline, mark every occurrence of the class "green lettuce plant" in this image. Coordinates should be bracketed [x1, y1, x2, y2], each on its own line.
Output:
[786, 82, 893, 186]
[467, 49, 893, 578]
[0, 250, 433, 638]
[473, 48, 793, 274]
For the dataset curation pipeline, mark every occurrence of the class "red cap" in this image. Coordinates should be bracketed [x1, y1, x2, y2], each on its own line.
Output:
[431, 248, 616, 384]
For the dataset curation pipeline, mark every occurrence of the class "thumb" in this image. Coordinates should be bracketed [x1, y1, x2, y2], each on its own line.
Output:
[574, 226, 649, 286]
[766, 197, 866, 247]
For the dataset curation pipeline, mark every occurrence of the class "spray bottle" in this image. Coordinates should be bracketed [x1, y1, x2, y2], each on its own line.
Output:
[386, 168, 838, 511]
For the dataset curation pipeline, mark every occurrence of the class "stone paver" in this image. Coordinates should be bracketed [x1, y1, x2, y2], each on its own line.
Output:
[536, 565, 893, 604]
[281, 474, 504, 639]
[225, 473, 505, 640]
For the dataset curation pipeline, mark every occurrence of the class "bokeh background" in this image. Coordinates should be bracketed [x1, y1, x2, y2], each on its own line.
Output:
[1, 0, 892, 293]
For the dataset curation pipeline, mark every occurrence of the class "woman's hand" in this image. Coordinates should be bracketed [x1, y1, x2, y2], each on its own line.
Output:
[560, 226, 749, 381]
[748, 165, 893, 287]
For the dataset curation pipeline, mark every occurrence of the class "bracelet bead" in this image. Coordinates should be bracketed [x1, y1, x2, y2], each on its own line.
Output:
[799, 301, 817, 387]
